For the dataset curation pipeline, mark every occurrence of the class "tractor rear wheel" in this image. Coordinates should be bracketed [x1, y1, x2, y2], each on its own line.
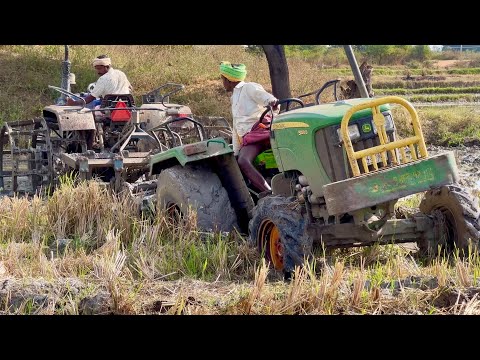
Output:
[156, 164, 238, 232]
[419, 185, 480, 256]
[248, 196, 312, 274]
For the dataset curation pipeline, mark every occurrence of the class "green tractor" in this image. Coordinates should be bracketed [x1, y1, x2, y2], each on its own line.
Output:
[149, 92, 480, 275]
[248, 95, 480, 273]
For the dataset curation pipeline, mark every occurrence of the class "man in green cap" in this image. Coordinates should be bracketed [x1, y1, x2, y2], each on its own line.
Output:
[220, 61, 278, 194]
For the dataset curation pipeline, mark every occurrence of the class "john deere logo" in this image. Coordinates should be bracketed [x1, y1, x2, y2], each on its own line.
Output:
[362, 123, 372, 133]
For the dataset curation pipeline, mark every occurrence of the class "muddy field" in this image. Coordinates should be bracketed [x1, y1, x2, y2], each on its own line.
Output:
[429, 144, 480, 193]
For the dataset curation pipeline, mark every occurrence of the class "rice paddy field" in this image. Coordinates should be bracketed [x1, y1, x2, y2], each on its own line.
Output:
[1, 45, 480, 315]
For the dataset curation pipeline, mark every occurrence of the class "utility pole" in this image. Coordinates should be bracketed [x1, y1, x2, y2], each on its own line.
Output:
[343, 45, 370, 98]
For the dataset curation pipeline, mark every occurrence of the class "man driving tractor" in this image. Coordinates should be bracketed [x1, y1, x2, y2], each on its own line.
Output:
[66, 55, 132, 108]
[220, 61, 278, 195]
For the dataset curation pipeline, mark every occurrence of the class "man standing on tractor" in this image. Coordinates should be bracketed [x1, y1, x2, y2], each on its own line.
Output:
[220, 61, 278, 194]
[66, 55, 132, 108]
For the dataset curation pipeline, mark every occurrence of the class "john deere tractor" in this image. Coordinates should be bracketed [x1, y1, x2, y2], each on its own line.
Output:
[149, 93, 480, 274]
[248, 95, 480, 273]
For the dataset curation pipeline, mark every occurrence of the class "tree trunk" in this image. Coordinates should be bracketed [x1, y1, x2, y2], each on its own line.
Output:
[261, 45, 291, 100]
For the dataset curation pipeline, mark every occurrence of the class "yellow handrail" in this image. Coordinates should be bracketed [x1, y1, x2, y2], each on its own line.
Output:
[340, 96, 428, 177]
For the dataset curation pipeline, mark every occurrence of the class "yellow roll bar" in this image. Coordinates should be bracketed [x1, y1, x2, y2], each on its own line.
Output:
[340, 96, 428, 177]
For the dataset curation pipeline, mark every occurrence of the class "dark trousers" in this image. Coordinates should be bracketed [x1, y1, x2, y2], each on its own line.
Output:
[237, 141, 271, 193]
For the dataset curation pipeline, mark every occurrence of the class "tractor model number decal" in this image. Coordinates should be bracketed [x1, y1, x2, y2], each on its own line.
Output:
[298, 130, 308, 135]
[271, 122, 309, 130]
[370, 167, 436, 193]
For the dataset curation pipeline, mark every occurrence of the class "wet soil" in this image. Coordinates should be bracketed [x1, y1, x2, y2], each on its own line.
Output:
[428, 144, 480, 193]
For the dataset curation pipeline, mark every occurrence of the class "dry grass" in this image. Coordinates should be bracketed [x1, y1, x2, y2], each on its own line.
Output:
[2, 180, 480, 315]
[393, 105, 480, 146]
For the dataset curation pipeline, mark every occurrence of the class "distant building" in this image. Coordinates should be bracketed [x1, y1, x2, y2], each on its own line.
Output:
[442, 45, 480, 52]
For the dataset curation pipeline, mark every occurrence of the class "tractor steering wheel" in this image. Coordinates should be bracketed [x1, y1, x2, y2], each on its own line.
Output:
[48, 85, 87, 109]
[258, 98, 305, 125]
[279, 98, 305, 112]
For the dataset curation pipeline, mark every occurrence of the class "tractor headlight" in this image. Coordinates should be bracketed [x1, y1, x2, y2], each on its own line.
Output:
[337, 124, 360, 143]
[372, 113, 395, 134]
[385, 114, 395, 131]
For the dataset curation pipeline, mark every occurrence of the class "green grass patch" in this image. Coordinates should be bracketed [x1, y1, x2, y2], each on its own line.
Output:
[323, 67, 450, 76]
[448, 68, 480, 74]
[406, 94, 479, 103]
[394, 105, 480, 146]
[376, 86, 480, 95]
[374, 80, 480, 89]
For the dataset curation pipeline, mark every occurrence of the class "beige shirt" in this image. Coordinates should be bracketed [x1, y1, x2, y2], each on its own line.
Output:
[90, 67, 131, 98]
[231, 81, 277, 155]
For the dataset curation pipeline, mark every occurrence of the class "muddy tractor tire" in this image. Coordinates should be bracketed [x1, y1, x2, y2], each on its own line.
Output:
[419, 185, 480, 256]
[248, 195, 312, 274]
[156, 164, 238, 232]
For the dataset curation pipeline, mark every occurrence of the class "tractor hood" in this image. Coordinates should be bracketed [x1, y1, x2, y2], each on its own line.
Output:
[273, 98, 391, 129]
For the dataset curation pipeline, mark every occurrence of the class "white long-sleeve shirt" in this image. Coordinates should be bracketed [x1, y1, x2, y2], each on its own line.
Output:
[90, 67, 131, 99]
[230, 81, 277, 155]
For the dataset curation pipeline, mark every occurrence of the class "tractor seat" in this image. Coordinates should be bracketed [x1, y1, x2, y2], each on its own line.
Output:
[99, 94, 136, 122]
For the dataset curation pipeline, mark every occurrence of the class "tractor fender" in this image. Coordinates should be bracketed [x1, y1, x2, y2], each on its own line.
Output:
[150, 137, 233, 175]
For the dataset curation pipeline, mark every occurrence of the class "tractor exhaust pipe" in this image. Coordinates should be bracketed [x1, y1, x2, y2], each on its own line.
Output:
[343, 45, 370, 98]
[57, 45, 71, 105]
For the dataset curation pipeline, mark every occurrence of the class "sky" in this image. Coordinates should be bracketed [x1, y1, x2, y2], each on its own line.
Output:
[429, 45, 443, 51]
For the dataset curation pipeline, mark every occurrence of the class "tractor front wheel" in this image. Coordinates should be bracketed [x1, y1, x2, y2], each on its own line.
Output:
[419, 185, 480, 256]
[248, 196, 312, 274]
